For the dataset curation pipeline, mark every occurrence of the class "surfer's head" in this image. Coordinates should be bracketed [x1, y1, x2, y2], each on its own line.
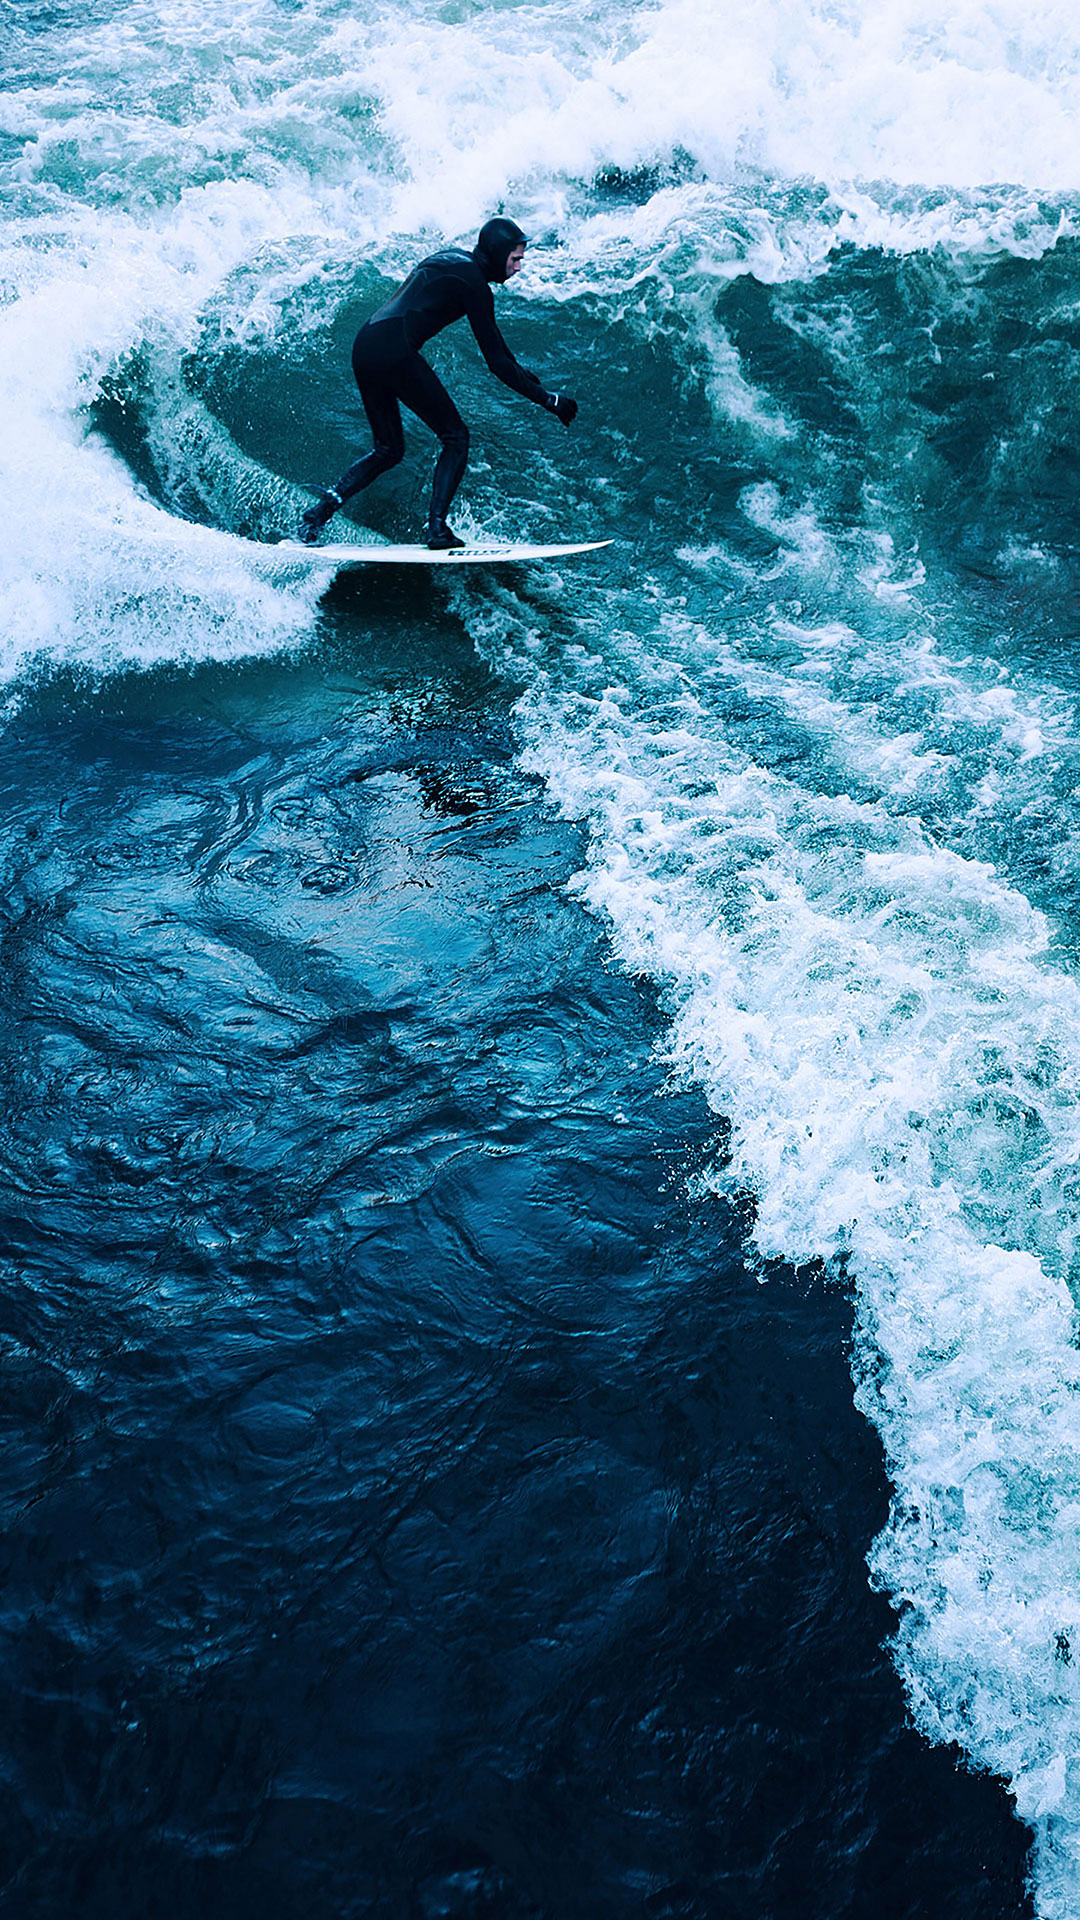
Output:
[474, 217, 526, 283]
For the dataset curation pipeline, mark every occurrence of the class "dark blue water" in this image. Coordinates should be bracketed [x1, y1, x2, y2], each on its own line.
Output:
[0, 596, 1028, 1917]
[13, 0, 1080, 1908]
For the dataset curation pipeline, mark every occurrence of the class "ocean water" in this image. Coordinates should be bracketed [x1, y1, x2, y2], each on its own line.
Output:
[4, 0, 1080, 1914]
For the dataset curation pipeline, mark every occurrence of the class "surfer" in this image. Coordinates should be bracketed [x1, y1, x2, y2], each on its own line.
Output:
[299, 217, 579, 551]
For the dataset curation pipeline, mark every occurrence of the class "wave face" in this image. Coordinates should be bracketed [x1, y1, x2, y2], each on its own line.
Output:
[8, 0, 1080, 1910]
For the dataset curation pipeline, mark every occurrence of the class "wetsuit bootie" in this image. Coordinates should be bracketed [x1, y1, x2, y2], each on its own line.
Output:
[299, 486, 343, 545]
[427, 520, 465, 550]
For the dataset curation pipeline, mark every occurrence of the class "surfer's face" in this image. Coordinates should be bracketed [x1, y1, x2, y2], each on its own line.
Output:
[504, 243, 526, 279]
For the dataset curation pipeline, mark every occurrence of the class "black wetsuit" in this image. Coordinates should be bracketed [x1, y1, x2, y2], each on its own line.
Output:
[302, 220, 573, 547]
[338, 250, 551, 533]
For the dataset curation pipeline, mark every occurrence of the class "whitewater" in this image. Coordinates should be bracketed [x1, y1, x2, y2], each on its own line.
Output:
[7, 0, 1080, 1912]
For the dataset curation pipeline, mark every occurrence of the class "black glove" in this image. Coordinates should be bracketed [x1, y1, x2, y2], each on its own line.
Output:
[546, 392, 578, 427]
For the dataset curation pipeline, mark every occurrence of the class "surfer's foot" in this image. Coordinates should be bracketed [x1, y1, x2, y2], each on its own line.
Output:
[299, 486, 342, 545]
[427, 520, 465, 550]
[299, 504, 333, 545]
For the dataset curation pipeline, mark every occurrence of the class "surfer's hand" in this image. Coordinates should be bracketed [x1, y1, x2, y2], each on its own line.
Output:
[547, 393, 578, 426]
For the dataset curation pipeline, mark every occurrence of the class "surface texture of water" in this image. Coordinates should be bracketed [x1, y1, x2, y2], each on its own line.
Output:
[8, 0, 1080, 1912]
[0, 632, 1028, 1918]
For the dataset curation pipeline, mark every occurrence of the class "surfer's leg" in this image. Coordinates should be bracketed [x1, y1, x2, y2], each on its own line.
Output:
[299, 376, 404, 543]
[336, 383, 406, 498]
[393, 356, 469, 549]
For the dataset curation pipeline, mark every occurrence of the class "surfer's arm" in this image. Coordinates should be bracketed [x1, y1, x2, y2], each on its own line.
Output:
[467, 288, 552, 405]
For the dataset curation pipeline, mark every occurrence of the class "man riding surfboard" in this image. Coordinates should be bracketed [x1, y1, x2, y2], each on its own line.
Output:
[300, 218, 579, 551]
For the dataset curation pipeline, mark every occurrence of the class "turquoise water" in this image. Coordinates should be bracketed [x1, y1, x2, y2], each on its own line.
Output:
[6, 0, 1080, 1913]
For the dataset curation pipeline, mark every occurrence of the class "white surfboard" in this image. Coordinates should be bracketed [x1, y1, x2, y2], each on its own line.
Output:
[266, 537, 613, 567]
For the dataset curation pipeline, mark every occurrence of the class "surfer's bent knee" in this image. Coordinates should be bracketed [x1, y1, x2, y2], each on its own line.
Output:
[372, 440, 404, 474]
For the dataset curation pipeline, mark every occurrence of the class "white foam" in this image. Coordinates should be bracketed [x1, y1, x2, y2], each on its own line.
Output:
[315, 0, 1080, 235]
[666, 488, 1080, 865]
[455, 357, 1080, 1918]
[4, 0, 1079, 696]
[9, 11, 1080, 1905]
[499, 630, 1080, 1907]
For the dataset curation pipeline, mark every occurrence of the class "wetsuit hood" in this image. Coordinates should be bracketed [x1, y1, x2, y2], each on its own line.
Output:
[473, 217, 527, 284]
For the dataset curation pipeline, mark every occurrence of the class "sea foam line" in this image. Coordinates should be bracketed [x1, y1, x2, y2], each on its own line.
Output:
[494, 625, 1080, 1914]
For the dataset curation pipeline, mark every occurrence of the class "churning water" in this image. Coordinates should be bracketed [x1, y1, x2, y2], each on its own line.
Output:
[5, 0, 1080, 1913]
